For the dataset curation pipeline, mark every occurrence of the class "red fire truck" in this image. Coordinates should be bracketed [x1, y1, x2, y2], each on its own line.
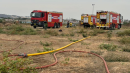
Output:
[81, 14, 96, 28]
[96, 10, 123, 29]
[30, 10, 63, 28]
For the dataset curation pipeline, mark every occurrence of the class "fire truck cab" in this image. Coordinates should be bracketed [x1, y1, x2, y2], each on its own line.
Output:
[96, 10, 123, 29]
[30, 10, 63, 29]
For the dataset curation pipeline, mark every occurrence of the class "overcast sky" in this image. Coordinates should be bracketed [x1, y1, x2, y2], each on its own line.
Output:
[0, 0, 129, 20]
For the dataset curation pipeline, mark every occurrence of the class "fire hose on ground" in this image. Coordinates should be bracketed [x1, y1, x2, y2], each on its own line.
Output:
[0, 36, 110, 73]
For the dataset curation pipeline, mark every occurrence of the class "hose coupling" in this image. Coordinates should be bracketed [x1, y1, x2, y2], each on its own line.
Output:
[18, 53, 27, 57]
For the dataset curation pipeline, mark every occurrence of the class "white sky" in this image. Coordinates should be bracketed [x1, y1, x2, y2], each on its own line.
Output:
[0, 0, 129, 20]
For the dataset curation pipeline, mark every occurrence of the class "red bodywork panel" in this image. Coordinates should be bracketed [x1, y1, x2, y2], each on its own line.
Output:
[91, 15, 96, 24]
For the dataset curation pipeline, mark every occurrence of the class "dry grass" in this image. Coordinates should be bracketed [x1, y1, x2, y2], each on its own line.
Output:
[117, 30, 130, 37]
[119, 37, 130, 44]
[104, 52, 130, 62]
[99, 43, 117, 51]
[0, 23, 130, 73]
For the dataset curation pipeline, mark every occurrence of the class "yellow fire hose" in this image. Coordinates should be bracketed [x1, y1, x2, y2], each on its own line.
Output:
[27, 36, 91, 56]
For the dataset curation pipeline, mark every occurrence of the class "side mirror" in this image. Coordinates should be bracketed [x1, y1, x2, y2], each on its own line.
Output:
[41, 13, 44, 17]
[30, 12, 32, 17]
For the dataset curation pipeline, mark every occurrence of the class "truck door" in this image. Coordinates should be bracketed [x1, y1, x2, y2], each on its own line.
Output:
[48, 14, 52, 22]
[41, 12, 46, 21]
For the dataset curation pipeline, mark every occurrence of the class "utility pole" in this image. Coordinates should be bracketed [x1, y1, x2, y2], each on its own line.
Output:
[92, 4, 95, 15]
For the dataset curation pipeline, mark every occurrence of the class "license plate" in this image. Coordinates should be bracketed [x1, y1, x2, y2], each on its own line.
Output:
[34, 23, 36, 25]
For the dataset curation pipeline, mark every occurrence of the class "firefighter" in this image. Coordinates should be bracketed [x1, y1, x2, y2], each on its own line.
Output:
[89, 21, 93, 29]
[67, 21, 69, 28]
[44, 23, 47, 30]
[69, 22, 72, 27]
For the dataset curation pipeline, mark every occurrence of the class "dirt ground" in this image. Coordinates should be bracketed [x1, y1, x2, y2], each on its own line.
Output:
[0, 24, 130, 73]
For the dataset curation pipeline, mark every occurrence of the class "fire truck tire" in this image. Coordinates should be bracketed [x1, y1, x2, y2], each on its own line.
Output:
[53, 23, 57, 28]
[113, 24, 115, 30]
[83, 24, 86, 28]
[33, 26, 36, 29]
[58, 23, 60, 28]
[93, 24, 96, 28]
[42, 23, 45, 28]
[109, 24, 113, 30]
[103, 27, 106, 30]
[118, 24, 120, 29]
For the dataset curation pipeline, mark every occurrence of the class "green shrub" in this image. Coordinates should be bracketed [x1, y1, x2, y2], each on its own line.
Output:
[90, 51, 103, 55]
[104, 53, 130, 62]
[0, 52, 37, 73]
[69, 32, 75, 36]
[122, 46, 130, 52]
[77, 29, 86, 33]
[81, 42, 87, 45]
[6, 25, 37, 35]
[68, 38, 78, 42]
[99, 43, 117, 51]
[94, 29, 105, 34]
[119, 37, 130, 44]
[107, 30, 112, 41]
[22, 28, 37, 35]
[6, 25, 19, 30]
[43, 47, 54, 52]
[37, 47, 54, 53]
[40, 41, 52, 46]
[43, 35, 49, 38]
[45, 30, 58, 36]
[82, 33, 87, 38]
[0, 19, 2, 23]
[89, 31, 97, 36]
[117, 30, 130, 37]
[0, 28, 4, 33]
[60, 33, 66, 36]
[61, 58, 70, 64]
[89, 29, 105, 36]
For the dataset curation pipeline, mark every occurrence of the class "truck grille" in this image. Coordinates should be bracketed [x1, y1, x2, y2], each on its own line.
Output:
[32, 20, 39, 23]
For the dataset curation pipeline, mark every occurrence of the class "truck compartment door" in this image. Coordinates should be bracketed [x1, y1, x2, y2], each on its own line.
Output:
[91, 17, 93, 22]
[117, 16, 119, 23]
[121, 16, 123, 24]
[107, 13, 109, 23]
[110, 14, 112, 23]
[95, 18, 96, 23]
[83, 17, 88, 23]
[48, 14, 52, 22]
[59, 15, 62, 22]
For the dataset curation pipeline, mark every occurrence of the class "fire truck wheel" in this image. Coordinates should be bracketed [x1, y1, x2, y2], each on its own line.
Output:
[42, 24, 45, 28]
[84, 25, 86, 28]
[33, 26, 36, 29]
[113, 24, 115, 30]
[118, 24, 120, 29]
[109, 24, 113, 30]
[103, 27, 106, 30]
[58, 23, 60, 28]
[53, 23, 57, 28]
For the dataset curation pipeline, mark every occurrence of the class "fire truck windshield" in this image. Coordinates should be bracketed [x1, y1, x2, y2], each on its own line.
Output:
[31, 12, 41, 18]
